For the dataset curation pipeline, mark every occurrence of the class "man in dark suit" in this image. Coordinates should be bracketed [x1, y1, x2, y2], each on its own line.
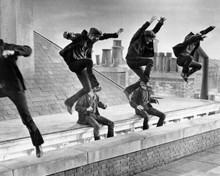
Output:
[173, 26, 215, 82]
[130, 81, 165, 130]
[0, 39, 44, 158]
[60, 27, 123, 114]
[75, 90, 114, 140]
[124, 16, 165, 101]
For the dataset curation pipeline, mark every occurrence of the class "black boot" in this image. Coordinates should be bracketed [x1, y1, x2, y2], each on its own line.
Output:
[187, 68, 199, 77]
[94, 136, 101, 140]
[143, 119, 149, 130]
[107, 131, 114, 138]
[181, 72, 188, 83]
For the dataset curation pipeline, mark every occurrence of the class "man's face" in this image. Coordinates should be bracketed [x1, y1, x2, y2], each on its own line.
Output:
[88, 34, 101, 42]
[140, 81, 148, 90]
[88, 90, 95, 97]
[145, 36, 154, 44]
[140, 82, 152, 92]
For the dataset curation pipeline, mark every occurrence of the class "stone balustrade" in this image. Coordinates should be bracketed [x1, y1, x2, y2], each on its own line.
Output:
[1, 111, 220, 176]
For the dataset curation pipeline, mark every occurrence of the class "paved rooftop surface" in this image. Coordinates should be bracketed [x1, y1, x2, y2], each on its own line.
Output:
[135, 145, 220, 176]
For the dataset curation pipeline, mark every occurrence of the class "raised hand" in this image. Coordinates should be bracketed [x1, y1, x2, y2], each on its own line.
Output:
[117, 28, 124, 35]
[159, 17, 166, 23]
[2, 50, 15, 58]
[149, 16, 157, 24]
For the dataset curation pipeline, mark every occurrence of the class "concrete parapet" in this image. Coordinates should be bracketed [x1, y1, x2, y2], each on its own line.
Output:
[1, 113, 220, 176]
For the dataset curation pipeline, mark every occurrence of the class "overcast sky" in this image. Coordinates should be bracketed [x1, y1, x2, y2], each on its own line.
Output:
[33, 0, 220, 61]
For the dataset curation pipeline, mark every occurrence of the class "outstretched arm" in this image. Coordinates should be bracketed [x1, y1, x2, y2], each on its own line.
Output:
[152, 17, 166, 34]
[184, 34, 205, 45]
[199, 26, 215, 35]
[129, 16, 157, 44]
[99, 28, 124, 40]
[3, 43, 32, 58]
[63, 31, 81, 41]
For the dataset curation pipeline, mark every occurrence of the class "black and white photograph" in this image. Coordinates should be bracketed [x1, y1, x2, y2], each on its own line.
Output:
[0, 0, 220, 175]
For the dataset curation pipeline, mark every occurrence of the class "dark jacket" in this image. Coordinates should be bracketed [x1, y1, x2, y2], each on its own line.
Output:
[0, 39, 32, 91]
[173, 26, 215, 57]
[172, 33, 202, 58]
[75, 93, 106, 124]
[130, 87, 155, 109]
[59, 30, 118, 66]
[126, 20, 164, 60]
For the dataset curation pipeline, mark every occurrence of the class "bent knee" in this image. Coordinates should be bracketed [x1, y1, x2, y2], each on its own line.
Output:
[94, 125, 101, 131]
[86, 59, 93, 67]
[109, 121, 114, 128]
[148, 59, 154, 66]
[82, 87, 91, 94]
[197, 64, 202, 70]
[161, 114, 166, 120]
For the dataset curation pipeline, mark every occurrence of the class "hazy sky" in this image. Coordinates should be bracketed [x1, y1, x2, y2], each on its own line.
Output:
[33, 0, 220, 60]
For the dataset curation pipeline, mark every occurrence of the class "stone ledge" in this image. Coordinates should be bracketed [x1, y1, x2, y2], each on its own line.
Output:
[0, 99, 219, 163]
[0, 147, 87, 176]
[0, 113, 220, 176]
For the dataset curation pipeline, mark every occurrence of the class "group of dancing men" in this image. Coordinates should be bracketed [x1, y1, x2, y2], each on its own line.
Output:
[0, 16, 215, 158]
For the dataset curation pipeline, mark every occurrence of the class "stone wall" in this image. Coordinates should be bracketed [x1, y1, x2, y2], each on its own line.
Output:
[50, 129, 219, 176]
[1, 113, 220, 176]
[10, 114, 217, 176]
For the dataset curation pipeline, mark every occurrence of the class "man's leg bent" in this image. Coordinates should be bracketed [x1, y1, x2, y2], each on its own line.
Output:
[135, 109, 149, 130]
[65, 69, 91, 114]
[178, 55, 193, 74]
[95, 115, 114, 138]
[85, 115, 101, 140]
[143, 58, 154, 81]
[124, 80, 141, 101]
[7, 90, 44, 157]
[147, 108, 166, 127]
[86, 59, 101, 92]
[127, 59, 150, 83]
[188, 61, 202, 77]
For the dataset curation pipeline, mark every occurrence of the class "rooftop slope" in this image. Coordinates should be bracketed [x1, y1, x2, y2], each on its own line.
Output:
[0, 32, 128, 121]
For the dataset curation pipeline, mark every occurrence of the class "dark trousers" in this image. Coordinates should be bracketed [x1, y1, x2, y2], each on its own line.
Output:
[135, 107, 165, 129]
[78, 114, 114, 140]
[125, 58, 153, 94]
[66, 59, 99, 107]
[177, 55, 202, 76]
[88, 71, 99, 88]
[87, 58, 99, 88]
[0, 88, 44, 147]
